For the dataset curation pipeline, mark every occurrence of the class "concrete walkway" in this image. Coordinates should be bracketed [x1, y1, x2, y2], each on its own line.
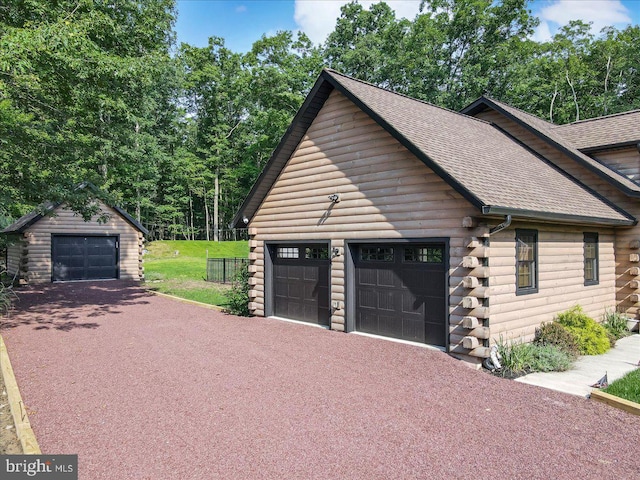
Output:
[516, 334, 640, 397]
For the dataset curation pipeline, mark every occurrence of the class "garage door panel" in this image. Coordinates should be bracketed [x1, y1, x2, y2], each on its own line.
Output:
[303, 266, 319, 282]
[377, 290, 396, 311]
[358, 312, 379, 332]
[358, 290, 377, 310]
[377, 270, 397, 287]
[357, 269, 377, 286]
[287, 283, 303, 299]
[402, 315, 426, 342]
[378, 315, 401, 337]
[402, 293, 424, 313]
[355, 243, 446, 347]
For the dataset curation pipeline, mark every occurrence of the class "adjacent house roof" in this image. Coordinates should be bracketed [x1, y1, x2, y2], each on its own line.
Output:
[2, 190, 148, 236]
[233, 69, 635, 228]
[552, 110, 640, 152]
[462, 97, 640, 197]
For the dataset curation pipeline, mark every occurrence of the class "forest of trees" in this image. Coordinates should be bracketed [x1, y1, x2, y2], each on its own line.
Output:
[1, 0, 639, 241]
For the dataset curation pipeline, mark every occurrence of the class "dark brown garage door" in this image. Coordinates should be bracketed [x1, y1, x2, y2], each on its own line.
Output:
[354, 244, 446, 346]
[272, 244, 330, 326]
[52, 235, 119, 282]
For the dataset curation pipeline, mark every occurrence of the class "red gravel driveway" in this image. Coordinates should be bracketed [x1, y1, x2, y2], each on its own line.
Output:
[2, 282, 639, 479]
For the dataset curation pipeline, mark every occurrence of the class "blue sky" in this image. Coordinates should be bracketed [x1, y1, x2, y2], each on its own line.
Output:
[174, 1, 640, 52]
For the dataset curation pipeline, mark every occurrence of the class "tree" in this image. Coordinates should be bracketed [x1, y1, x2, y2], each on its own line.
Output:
[0, 0, 178, 224]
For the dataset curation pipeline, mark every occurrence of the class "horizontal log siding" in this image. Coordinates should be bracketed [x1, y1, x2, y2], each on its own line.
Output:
[6, 242, 22, 279]
[477, 109, 640, 318]
[250, 90, 479, 361]
[24, 204, 143, 283]
[593, 147, 640, 184]
[488, 223, 616, 342]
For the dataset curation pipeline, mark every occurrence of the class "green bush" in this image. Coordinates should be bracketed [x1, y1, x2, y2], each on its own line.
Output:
[0, 268, 15, 316]
[224, 265, 251, 317]
[554, 306, 610, 355]
[496, 338, 574, 377]
[602, 310, 631, 343]
[534, 321, 580, 358]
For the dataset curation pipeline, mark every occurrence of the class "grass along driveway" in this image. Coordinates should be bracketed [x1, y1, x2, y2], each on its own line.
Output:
[603, 368, 640, 403]
[143, 240, 248, 306]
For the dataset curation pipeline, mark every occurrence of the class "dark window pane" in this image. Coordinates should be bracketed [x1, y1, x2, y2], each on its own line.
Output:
[361, 247, 394, 262]
[404, 246, 444, 263]
[516, 230, 537, 293]
[277, 247, 299, 259]
[584, 233, 598, 284]
[305, 247, 329, 260]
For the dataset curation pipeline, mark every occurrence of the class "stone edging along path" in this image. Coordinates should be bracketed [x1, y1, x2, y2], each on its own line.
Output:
[0, 334, 41, 454]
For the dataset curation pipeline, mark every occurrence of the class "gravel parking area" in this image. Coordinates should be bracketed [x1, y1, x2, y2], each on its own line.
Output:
[2, 281, 639, 479]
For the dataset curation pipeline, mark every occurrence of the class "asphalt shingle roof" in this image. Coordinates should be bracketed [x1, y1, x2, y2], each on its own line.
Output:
[328, 72, 632, 224]
[465, 97, 640, 197]
[553, 110, 640, 151]
[233, 70, 635, 227]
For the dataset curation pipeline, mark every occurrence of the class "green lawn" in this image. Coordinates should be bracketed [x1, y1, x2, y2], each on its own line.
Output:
[602, 368, 640, 404]
[144, 240, 249, 306]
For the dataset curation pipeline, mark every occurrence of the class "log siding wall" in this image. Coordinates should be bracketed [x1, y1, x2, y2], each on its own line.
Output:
[6, 242, 22, 280]
[593, 147, 640, 185]
[250, 90, 483, 363]
[21, 204, 144, 284]
[488, 224, 616, 342]
[476, 109, 640, 318]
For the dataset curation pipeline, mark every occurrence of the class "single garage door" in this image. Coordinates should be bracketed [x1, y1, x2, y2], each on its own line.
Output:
[272, 244, 330, 326]
[354, 243, 446, 346]
[52, 235, 119, 282]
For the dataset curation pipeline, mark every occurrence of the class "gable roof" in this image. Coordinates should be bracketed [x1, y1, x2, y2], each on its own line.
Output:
[552, 110, 640, 152]
[462, 97, 640, 197]
[233, 70, 635, 228]
[2, 198, 148, 236]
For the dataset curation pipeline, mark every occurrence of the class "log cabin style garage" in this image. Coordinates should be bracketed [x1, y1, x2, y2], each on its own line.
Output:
[234, 69, 640, 367]
[3, 193, 147, 284]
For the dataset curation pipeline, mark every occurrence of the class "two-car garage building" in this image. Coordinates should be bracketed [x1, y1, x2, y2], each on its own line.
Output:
[233, 69, 638, 367]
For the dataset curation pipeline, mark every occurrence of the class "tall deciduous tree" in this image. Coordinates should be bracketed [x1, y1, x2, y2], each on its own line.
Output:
[0, 0, 177, 223]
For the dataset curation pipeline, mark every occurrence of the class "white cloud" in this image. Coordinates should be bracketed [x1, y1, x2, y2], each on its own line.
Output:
[235, 5, 247, 13]
[294, 0, 423, 45]
[533, 0, 632, 41]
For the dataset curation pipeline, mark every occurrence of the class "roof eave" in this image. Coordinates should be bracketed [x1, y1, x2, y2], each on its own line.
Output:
[580, 140, 640, 155]
[231, 71, 336, 229]
[481, 206, 637, 227]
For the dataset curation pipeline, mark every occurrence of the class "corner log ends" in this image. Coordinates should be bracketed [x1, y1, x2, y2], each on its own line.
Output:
[455, 219, 491, 359]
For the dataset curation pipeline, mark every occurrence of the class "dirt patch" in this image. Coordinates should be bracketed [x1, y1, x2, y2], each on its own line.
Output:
[0, 368, 22, 454]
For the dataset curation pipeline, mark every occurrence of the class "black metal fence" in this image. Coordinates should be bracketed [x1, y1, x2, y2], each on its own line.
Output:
[206, 257, 248, 284]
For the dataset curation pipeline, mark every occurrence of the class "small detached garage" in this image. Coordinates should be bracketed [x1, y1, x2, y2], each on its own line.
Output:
[2, 196, 147, 284]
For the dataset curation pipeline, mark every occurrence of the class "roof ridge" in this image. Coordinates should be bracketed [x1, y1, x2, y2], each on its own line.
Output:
[554, 108, 640, 127]
[323, 68, 493, 126]
[481, 95, 557, 127]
